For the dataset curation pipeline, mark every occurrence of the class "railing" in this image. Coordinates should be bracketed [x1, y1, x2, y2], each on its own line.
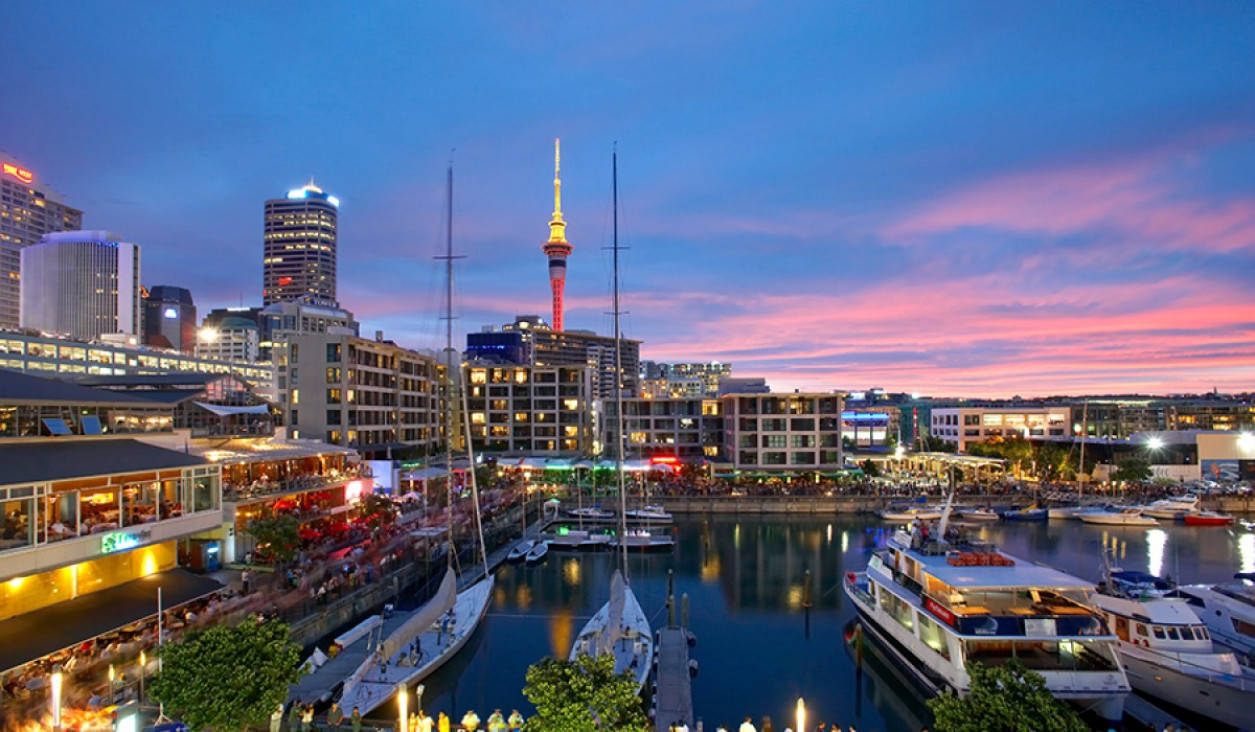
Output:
[224, 473, 364, 502]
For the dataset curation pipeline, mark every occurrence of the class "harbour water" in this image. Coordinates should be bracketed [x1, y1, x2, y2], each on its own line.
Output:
[410, 514, 1255, 731]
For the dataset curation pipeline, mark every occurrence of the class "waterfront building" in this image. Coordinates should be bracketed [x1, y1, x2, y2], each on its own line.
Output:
[930, 405, 1069, 452]
[465, 363, 593, 456]
[0, 370, 223, 671]
[472, 315, 641, 400]
[20, 230, 140, 341]
[841, 405, 901, 450]
[263, 182, 338, 306]
[715, 376, 770, 396]
[0, 155, 83, 330]
[142, 285, 197, 354]
[639, 361, 732, 399]
[1074, 398, 1255, 439]
[279, 331, 441, 459]
[720, 392, 844, 473]
[0, 329, 274, 392]
[195, 315, 260, 364]
[601, 396, 724, 462]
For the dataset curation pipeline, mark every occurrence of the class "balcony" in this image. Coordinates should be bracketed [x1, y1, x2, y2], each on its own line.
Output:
[223, 469, 369, 503]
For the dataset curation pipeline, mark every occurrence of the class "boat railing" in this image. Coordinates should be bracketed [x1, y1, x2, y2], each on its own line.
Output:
[1148, 648, 1255, 690]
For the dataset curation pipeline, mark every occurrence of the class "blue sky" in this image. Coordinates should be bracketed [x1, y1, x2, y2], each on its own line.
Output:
[2, 2, 1253, 397]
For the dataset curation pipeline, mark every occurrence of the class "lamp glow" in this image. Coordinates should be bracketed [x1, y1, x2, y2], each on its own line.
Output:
[50, 665, 63, 731]
[199, 327, 218, 343]
[1147, 436, 1164, 451]
[796, 697, 805, 732]
[1238, 432, 1255, 453]
[397, 683, 408, 732]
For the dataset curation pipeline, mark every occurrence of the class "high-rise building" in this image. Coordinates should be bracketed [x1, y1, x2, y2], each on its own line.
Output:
[540, 139, 572, 332]
[20, 230, 140, 341]
[474, 315, 641, 399]
[0, 155, 83, 329]
[142, 285, 197, 354]
[263, 182, 338, 306]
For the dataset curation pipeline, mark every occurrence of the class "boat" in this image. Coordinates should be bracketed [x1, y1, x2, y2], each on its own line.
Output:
[569, 145, 654, 693]
[1182, 511, 1234, 526]
[507, 539, 537, 562]
[1091, 563, 1255, 728]
[1172, 580, 1255, 656]
[623, 505, 673, 523]
[335, 162, 495, 715]
[878, 506, 943, 522]
[953, 507, 1000, 522]
[1046, 504, 1082, 520]
[1139, 495, 1201, 519]
[568, 506, 616, 521]
[843, 512, 1130, 724]
[1104, 570, 1172, 599]
[1079, 508, 1159, 526]
[1000, 505, 1048, 522]
[610, 527, 676, 552]
[546, 528, 613, 551]
[524, 541, 549, 565]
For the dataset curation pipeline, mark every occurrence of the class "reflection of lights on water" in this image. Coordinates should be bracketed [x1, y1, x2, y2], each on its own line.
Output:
[841, 531, 849, 554]
[827, 524, 833, 544]
[562, 558, 581, 586]
[1239, 533, 1255, 575]
[1146, 529, 1167, 577]
[701, 554, 721, 583]
[549, 609, 572, 660]
[787, 584, 802, 609]
[734, 524, 741, 550]
[516, 584, 532, 610]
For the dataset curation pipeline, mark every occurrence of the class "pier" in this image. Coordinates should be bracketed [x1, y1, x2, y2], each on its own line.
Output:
[652, 627, 695, 732]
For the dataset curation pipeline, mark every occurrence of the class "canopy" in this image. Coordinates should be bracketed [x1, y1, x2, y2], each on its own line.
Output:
[193, 401, 270, 416]
[377, 568, 457, 661]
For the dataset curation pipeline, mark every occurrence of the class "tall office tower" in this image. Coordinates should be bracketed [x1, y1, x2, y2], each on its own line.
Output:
[263, 181, 339, 306]
[20, 230, 140, 340]
[541, 139, 573, 331]
[142, 285, 197, 353]
[0, 155, 84, 329]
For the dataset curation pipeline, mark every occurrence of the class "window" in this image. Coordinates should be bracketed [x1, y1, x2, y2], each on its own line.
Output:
[327, 388, 342, 404]
[327, 409, 342, 425]
[326, 343, 342, 362]
[326, 368, 341, 383]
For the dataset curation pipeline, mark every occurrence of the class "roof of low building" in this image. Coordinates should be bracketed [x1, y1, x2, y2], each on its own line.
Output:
[0, 369, 163, 407]
[0, 438, 208, 485]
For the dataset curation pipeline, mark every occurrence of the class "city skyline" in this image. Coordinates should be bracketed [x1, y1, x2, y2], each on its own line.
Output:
[2, 3, 1253, 398]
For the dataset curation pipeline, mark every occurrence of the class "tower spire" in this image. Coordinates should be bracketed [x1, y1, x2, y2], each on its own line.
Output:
[542, 137, 574, 331]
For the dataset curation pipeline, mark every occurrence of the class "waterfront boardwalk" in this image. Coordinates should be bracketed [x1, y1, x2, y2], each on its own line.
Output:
[652, 627, 694, 732]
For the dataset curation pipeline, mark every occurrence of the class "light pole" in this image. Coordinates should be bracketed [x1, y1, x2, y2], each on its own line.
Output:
[50, 665, 63, 732]
[397, 682, 408, 732]
[108, 663, 116, 705]
[795, 697, 806, 732]
[139, 650, 146, 702]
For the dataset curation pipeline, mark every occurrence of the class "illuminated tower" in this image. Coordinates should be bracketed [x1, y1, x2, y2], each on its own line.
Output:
[541, 138, 573, 331]
[263, 180, 339, 306]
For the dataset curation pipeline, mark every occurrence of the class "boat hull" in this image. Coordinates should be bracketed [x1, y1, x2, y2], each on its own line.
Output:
[1080, 514, 1159, 526]
[1182, 513, 1233, 526]
[1118, 645, 1255, 729]
[570, 584, 653, 692]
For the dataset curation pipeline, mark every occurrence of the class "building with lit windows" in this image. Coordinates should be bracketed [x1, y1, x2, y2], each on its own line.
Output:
[639, 361, 732, 398]
[601, 397, 724, 462]
[465, 363, 593, 456]
[20, 231, 140, 341]
[195, 315, 260, 364]
[263, 182, 339, 306]
[142, 285, 197, 354]
[472, 315, 641, 400]
[279, 331, 441, 458]
[930, 406, 1070, 452]
[721, 392, 845, 472]
[0, 155, 83, 330]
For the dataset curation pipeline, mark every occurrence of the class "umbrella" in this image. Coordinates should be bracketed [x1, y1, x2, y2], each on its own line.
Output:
[299, 528, 322, 541]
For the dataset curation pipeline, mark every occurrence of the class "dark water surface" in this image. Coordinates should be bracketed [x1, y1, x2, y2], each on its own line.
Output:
[413, 514, 1255, 731]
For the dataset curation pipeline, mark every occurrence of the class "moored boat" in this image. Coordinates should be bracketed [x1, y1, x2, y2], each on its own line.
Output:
[1139, 495, 1200, 519]
[524, 540, 549, 564]
[623, 504, 673, 522]
[1182, 511, 1234, 526]
[568, 506, 616, 521]
[1079, 508, 1158, 526]
[1172, 580, 1255, 656]
[507, 539, 536, 562]
[1000, 505, 1048, 522]
[842, 526, 1130, 724]
[954, 507, 1000, 522]
[879, 506, 943, 522]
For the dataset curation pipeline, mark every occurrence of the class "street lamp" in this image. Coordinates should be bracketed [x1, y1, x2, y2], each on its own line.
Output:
[397, 683, 408, 732]
[50, 665, 63, 732]
[795, 697, 806, 732]
[139, 650, 146, 702]
[108, 663, 116, 704]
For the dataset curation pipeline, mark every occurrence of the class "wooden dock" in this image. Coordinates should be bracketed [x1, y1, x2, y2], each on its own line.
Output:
[652, 627, 694, 732]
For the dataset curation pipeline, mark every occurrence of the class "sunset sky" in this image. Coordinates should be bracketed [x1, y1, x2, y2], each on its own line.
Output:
[2, 2, 1252, 398]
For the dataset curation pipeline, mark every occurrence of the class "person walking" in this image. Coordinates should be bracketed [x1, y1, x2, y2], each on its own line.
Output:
[437, 711, 451, 732]
[287, 703, 301, 732]
[242, 568, 253, 595]
[416, 710, 434, 732]
[507, 710, 524, 732]
[270, 703, 283, 732]
[487, 709, 505, 732]
[327, 702, 345, 729]
[300, 704, 314, 732]
[351, 708, 363, 732]
[461, 709, 481, 731]
[739, 718, 758, 732]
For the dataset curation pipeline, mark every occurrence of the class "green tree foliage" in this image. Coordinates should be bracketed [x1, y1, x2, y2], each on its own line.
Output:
[1115, 455, 1152, 483]
[247, 513, 301, 566]
[859, 459, 882, 478]
[358, 490, 400, 528]
[150, 618, 303, 732]
[522, 654, 648, 732]
[926, 659, 1088, 732]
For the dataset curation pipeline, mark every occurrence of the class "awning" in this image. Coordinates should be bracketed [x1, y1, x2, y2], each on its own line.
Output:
[0, 567, 223, 673]
[193, 401, 270, 417]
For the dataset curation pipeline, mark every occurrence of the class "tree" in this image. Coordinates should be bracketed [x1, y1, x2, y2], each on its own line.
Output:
[1115, 455, 1152, 483]
[859, 459, 882, 478]
[522, 654, 648, 732]
[358, 490, 400, 528]
[926, 659, 1087, 732]
[247, 513, 300, 567]
[150, 618, 304, 732]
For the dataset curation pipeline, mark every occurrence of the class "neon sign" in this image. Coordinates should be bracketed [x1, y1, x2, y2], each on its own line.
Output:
[2, 163, 34, 184]
[101, 529, 152, 554]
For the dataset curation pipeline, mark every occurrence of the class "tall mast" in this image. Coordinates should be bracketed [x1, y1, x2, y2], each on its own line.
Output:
[443, 164, 456, 570]
[1078, 401, 1088, 499]
[612, 148, 628, 579]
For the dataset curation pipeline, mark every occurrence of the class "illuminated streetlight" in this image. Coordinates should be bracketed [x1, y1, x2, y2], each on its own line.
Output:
[397, 683, 408, 732]
[796, 697, 806, 732]
[1238, 432, 1255, 453]
[139, 650, 147, 702]
[50, 665, 63, 732]
[108, 663, 116, 704]
[1146, 436, 1164, 451]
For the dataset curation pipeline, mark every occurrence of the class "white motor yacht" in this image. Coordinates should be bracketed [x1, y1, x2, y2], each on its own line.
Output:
[1139, 495, 1200, 519]
[1173, 580, 1255, 657]
[1079, 508, 1158, 526]
[954, 507, 1001, 522]
[1090, 588, 1255, 728]
[879, 506, 943, 522]
[844, 528, 1130, 725]
[623, 504, 673, 522]
[568, 506, 616, 521]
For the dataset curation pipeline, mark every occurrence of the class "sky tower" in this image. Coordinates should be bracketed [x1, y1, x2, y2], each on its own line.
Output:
[542, 138, 573, 331]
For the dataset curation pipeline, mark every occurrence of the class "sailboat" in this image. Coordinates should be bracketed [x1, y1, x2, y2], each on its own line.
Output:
[336, 163, 495, 716]
[568, 146, 654, 693]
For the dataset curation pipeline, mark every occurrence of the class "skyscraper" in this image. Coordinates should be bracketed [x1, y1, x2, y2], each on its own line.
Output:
[142, 285, 197, 353]
[0, 155, 83, 329]
[20, 230, 140, 340]
[263, 181, 338, 306]
[541, 139, 573, 332]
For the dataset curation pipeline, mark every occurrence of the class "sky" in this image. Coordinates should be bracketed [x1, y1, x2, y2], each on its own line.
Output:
[2, 2, 1253, 399]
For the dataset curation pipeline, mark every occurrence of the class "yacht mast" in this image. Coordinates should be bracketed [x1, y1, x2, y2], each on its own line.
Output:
[612, 148, 628, 579]
[439, 163, 460, 571]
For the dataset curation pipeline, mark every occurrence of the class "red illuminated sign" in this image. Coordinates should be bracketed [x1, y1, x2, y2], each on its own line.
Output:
[925, 597, 956, 626]
[651, 456, 678, 464]
[2, 163, 34, 184]
[277, 277, 293, 286]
